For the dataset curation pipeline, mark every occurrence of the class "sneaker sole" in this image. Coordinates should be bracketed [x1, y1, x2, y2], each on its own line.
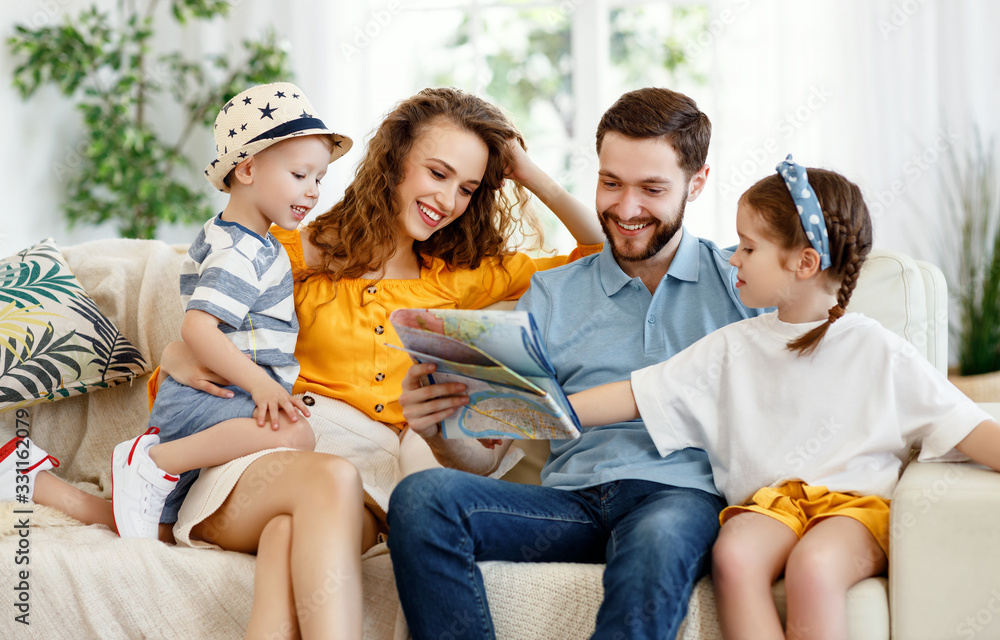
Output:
[110, 441, 127, 537]
[111, 440, 148, 538]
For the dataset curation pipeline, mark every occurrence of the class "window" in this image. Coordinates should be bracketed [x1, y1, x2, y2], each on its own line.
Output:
[341, 0, 710, 252]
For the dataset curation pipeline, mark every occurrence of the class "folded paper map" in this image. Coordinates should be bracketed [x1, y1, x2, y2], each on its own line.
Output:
[389, 308, 582, 440]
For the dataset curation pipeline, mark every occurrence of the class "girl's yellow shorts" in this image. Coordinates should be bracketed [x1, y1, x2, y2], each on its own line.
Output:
[720, 481, 890, 556]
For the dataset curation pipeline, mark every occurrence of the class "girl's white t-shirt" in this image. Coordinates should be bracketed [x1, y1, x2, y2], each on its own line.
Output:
[631, 311, 992, 504]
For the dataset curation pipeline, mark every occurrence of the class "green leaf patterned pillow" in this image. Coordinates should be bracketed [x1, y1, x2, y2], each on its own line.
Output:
[0, 238, 149, 412]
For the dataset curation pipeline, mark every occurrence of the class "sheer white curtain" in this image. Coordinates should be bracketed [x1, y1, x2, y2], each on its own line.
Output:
[694, 0, 1000, 266]
[3, 0, 997, 262]
[327, 0, 1000, 263]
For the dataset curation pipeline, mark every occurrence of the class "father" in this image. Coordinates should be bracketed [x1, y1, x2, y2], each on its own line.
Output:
[388, 87, 763, 640]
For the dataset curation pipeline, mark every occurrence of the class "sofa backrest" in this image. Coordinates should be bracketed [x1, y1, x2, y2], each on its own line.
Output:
[491, 248, 948, 372]
[848, 249, 947, 374]
[15, 240, 948, 491]
[12, 239, 187, 491]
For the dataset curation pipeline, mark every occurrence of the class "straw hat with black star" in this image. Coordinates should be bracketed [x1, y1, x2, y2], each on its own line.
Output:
[205, 82, 352, 192]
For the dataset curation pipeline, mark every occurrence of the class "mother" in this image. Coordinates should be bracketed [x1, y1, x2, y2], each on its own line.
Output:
[156, 87, 603, 638]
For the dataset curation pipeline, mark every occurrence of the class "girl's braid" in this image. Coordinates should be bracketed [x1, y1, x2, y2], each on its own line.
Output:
[825, 207, 864, 324]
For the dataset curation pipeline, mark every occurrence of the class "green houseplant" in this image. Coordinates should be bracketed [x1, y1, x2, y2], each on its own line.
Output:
[7, 0, 291, 239]
[941, 131, 1000, 400]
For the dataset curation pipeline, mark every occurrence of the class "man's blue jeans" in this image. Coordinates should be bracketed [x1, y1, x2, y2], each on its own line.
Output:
[388, 468, 725, 640]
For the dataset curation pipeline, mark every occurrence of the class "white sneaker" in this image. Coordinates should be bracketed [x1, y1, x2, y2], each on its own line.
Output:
[1, 436, 60, 503]
[112, 427, 178, 538]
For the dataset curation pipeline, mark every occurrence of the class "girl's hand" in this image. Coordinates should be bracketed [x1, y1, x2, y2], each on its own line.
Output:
[160, 340, 234, 398]
[399, 363, 469, 440]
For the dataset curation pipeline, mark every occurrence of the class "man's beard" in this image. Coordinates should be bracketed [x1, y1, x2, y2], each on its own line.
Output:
[598, 197, 686, 263]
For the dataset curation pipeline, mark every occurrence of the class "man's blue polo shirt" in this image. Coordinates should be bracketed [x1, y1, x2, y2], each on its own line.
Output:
[516, 228, 763, 495]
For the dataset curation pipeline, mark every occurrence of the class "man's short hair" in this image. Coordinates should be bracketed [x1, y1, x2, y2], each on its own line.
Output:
[596, 88, 711, 178]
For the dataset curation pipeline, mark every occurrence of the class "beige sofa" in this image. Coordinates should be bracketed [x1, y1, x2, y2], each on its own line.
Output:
[1, 238, 996, 639]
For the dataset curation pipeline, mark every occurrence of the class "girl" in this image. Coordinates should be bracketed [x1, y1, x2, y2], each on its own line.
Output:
[5, 87, 603, 639]
[568, 155, 1000, 640]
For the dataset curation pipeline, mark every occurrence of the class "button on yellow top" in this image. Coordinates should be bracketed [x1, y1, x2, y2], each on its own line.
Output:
[267, 226, 601, 428]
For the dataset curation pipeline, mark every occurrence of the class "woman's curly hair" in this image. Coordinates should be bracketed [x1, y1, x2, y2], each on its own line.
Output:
[305, 87, 540, 283]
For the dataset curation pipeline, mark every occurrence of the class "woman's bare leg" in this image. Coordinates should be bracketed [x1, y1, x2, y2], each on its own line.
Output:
[246, 515, 298, 640]
[783, 516, 886, 640]
[190, 450, 371, 640]
[361, 506, 381, 553]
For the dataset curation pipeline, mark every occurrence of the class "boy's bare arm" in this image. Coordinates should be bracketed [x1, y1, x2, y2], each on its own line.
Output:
[180, 310, 272, 391]
[568, 380, 640, 428]
[180, 309, 307, 427]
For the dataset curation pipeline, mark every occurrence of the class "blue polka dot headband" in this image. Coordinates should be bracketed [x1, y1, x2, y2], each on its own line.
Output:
[776, 154, 831, 270]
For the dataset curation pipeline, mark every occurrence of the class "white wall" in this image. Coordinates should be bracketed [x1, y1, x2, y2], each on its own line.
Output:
[3, 0, 999, 276]
[0, 0, 358, 254]
[696, 0, 1000, 271]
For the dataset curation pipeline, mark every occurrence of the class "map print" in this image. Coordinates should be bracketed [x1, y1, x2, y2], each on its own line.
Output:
[389, 309, 581, 440]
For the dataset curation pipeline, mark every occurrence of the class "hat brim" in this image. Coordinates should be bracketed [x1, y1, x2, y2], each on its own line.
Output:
[205, 130, 353, 193]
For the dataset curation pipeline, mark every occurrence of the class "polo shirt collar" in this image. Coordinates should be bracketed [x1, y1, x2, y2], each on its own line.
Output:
[667, 227, 701, 283]
[598, 227, 701, 296]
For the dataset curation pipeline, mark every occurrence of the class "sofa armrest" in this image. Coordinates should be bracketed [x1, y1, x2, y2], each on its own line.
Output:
[890, 403, 1000, 639]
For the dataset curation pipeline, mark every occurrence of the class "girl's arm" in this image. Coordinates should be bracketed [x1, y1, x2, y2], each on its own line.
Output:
[508, 142, 604, 246]
[568, 380, 640, 428]
[955, 419, 1000, 470]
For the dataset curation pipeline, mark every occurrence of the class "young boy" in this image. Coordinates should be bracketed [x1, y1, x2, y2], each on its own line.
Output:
[111, 82, 352, 538]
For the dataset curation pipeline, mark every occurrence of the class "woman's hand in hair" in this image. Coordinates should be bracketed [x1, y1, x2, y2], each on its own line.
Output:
[505, 139, 605, 245]
[504, 137, 535, 186]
